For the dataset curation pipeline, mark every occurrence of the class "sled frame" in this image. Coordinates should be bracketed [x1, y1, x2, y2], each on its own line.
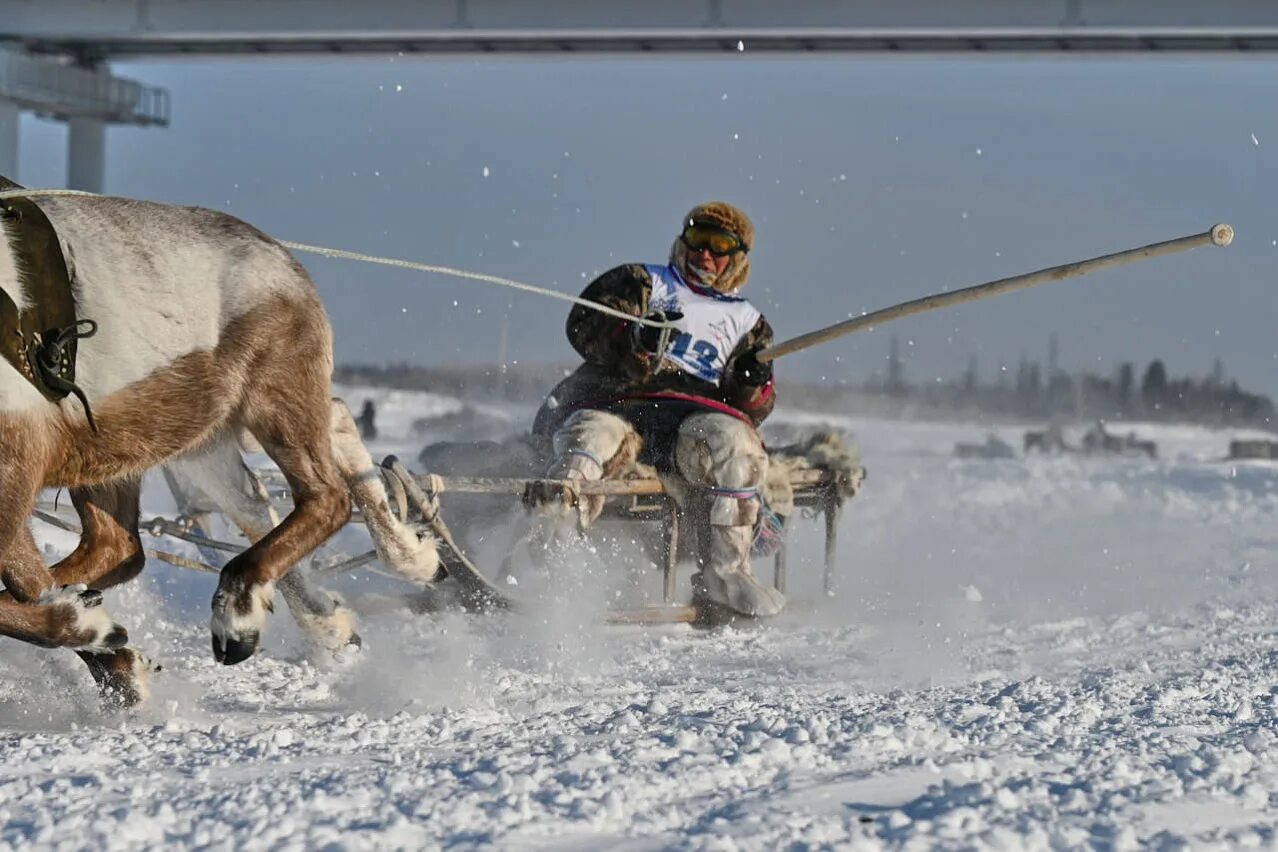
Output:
[415, 467, 853, 602]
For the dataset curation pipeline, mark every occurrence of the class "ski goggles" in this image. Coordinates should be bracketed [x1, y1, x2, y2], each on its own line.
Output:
[681, 222, 748, 256]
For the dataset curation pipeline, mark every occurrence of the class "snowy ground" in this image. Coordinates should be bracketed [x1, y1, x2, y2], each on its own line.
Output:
[4, 388, 1278, 850]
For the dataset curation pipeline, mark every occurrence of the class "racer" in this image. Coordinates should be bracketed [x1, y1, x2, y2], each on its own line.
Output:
[527, 202, 783, 617]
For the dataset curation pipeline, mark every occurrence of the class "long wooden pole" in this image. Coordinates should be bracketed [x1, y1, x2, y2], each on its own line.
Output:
[413, 468, 838, 496]
[756, 223, 1234, 364]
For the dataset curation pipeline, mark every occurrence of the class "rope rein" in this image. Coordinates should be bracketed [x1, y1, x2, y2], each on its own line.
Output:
[0, 188, 676, 330]
[277, 239, 673, 328]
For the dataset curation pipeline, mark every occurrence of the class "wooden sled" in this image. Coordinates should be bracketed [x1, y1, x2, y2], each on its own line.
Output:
[34, 456, 864, 627]
[371, 458, 864, 624]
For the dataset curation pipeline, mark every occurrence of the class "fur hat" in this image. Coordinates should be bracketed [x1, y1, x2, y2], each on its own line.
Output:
[669, 201, 754, 294]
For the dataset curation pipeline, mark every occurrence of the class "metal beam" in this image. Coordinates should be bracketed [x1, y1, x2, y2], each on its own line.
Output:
[0, 45, 168, 125]
[5, 0, 1278, 57]
[11, 30, 1278, 58]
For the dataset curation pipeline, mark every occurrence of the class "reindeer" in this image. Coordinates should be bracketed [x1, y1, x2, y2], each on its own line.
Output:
[0, 188, 439, 706]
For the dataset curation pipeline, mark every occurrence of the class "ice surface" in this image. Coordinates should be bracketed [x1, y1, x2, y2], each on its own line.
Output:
[3, 387, 1277, 849]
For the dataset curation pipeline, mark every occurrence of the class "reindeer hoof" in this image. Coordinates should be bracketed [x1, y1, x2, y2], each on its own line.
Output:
[290, 595, 362, 658]
[213, 632, 259, 665]
[80, 647, 157, 709]
[41, 585, 129, 651]
[103, 624, 129, 650]
[78, 587, 127, 649]
[330, 632, 364, 668]
[209, 579, 275, 665]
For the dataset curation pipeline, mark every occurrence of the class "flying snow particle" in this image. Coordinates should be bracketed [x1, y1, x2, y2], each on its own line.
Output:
[721, 93, 729, 101]
[512, 240, 521, 248]
[961, 212, 969, 219]
[395, 84, 403, 92]
[733, 133, 740, 140]
[976, 148, 983, 156]
[962, 585, 983, 603]
[1252, 132, 1260, 146]
[482, 166, 490, 177]
[736, 40, 745, 51]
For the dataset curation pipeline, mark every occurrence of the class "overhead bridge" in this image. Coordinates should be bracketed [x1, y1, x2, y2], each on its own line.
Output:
[6, 0, 1278, 58]
[11, 28, 1278, 58]
[2, 0, 1277, 190]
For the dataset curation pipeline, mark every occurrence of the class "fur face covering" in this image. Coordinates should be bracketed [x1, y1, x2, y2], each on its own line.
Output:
[668, 201, 754, 294]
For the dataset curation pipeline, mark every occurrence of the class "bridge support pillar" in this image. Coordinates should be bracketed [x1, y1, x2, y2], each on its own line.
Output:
[68, 115, 105, 192]
[0, 100, 17, 179]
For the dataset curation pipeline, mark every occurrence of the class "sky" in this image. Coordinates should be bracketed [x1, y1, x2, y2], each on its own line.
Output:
[13, 54, 1278, 397]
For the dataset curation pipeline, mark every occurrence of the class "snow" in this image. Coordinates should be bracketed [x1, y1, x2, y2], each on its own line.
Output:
[4, 388, 1278, 849]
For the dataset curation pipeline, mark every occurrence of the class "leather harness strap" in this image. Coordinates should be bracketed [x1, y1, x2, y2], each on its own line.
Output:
[0, 183, 98, 430]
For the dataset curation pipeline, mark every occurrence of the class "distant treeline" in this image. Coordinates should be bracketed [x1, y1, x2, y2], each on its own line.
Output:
[337, 349, 1276, 428]
[865, 334, 1275, 427]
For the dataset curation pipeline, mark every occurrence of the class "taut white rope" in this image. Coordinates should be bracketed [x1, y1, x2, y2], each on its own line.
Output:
[0, 187, 675, 330]
[276, 239, 673, 328]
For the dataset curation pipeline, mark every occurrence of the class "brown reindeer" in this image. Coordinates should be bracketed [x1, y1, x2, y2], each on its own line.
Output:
[0, 189, 439, 706]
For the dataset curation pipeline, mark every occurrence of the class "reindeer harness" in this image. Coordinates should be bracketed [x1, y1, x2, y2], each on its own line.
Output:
[0, 183, 98, 429]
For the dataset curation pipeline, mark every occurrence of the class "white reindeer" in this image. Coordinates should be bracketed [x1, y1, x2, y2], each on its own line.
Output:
[0, 190, 439, 706]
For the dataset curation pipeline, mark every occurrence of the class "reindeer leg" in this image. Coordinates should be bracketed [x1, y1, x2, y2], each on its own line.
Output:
[167, 440, 360, 657]
[48, 481, 155, 709]
[0, 589, 127, 652]
[0, 522, 132, 701]
[330, 399, 440, 585]
[209, 440, 350, 664]
[1, 477, 59, 605]
[210, 370, 352, 664]
[51, 481, 145, 588]
[0, 459, 137, 709]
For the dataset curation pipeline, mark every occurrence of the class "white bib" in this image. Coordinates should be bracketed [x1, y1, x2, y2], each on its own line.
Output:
[643, 264, 761, 385]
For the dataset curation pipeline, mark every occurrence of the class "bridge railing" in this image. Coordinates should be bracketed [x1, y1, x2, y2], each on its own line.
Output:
[0, 46, 169, 126]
